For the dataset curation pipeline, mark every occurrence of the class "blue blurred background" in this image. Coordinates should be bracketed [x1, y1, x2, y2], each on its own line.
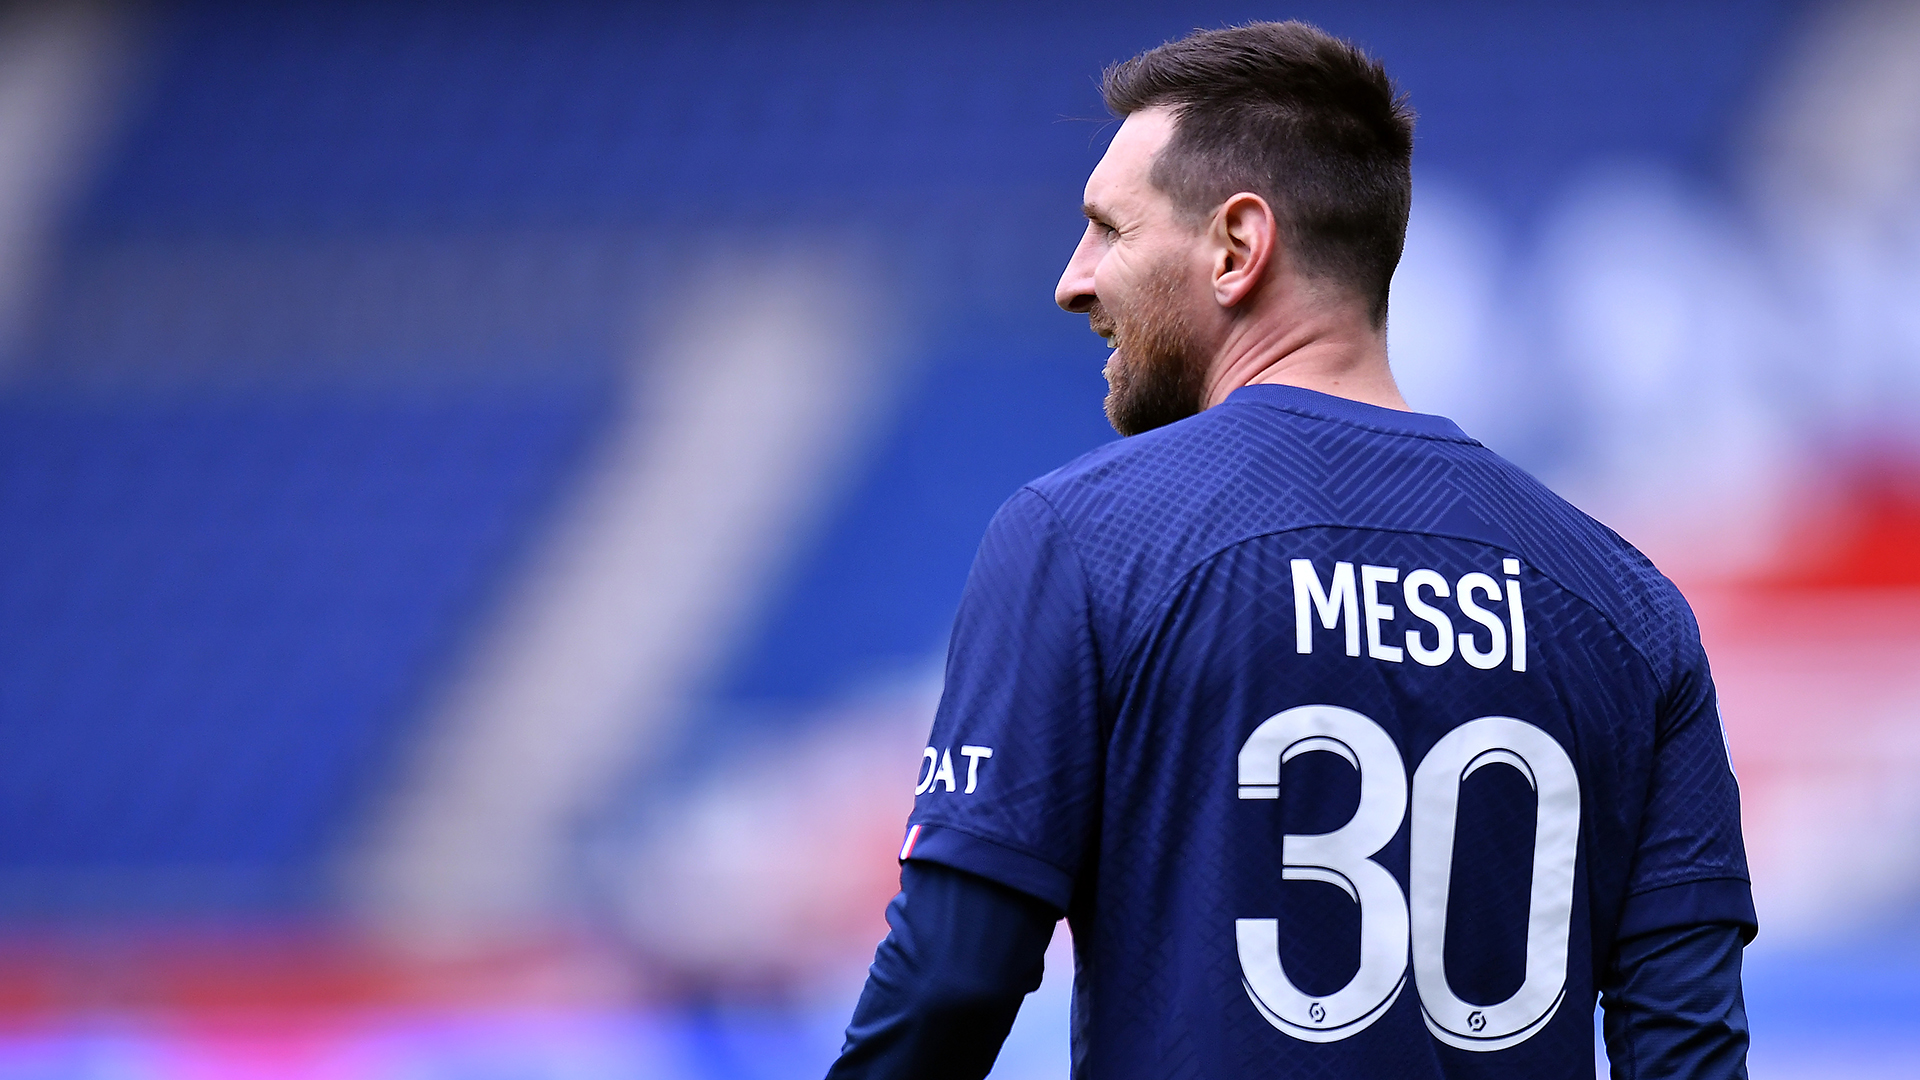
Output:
[0, 1, 1915, 1076]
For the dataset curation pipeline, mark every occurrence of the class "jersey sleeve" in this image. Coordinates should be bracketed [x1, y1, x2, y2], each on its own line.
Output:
[1617, 615, 1757, 942]
[826, 861, 1055, 1080]
[898, 487, 1102, 913]
[1600, 921, 1751, 1079]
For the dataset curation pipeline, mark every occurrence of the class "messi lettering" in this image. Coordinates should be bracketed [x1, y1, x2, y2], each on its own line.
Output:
[1293, 557, 1528, 672]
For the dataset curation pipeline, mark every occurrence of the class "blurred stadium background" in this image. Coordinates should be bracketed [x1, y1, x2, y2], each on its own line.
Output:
[0, 0, 1913, 1076]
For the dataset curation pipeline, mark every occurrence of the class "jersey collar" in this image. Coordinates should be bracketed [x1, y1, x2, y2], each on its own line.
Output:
[1224, 383, 1476, 443]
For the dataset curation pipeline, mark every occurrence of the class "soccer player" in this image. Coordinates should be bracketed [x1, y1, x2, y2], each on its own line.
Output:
[827, 21, 1753, 1080]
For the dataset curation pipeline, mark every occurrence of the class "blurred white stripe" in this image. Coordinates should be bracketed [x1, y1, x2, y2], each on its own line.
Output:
[350, 249, 896, 933]
[1749, 0, 1920, 433]
[1753, 0, 1920, 216]
[0, 0, 138, 374]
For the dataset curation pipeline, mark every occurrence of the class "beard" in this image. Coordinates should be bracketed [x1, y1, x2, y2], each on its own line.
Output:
[1088, 260, 1211, 437]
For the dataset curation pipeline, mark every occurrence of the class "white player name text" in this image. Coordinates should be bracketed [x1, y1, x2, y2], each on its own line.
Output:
[1292, 557, 1528, 672]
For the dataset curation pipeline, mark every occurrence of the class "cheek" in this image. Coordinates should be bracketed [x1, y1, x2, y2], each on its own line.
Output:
[1094, 246, 1145, 302]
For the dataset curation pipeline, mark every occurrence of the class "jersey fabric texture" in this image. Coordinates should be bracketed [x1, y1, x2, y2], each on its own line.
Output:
[901, 383, 1754, 1080]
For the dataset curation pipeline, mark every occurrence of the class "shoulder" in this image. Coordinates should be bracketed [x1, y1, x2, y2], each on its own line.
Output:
[1018, 392, 1304, 527]
[1576, 528, 1705, 691]
[1446, 451, 1705, 687]
[992, 393, 1375, 629]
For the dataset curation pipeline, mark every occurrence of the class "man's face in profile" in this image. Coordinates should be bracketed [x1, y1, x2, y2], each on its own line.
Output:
[1056, 108, 1214, 437]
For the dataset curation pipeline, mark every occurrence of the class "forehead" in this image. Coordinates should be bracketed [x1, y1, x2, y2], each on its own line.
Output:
[1085, 107, 1177, 212]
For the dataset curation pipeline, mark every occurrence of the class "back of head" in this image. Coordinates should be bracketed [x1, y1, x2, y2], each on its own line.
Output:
[1102, 22, 1414, 327]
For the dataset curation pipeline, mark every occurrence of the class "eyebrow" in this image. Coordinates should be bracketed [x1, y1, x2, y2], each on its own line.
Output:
[1083, 202, 1117, 225]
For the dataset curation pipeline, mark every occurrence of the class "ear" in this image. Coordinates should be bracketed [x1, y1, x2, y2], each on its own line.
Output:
[1208, 192, 1277, 309]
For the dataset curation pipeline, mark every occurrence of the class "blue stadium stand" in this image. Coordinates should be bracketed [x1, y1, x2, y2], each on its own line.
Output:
[0, 395, 604, 910]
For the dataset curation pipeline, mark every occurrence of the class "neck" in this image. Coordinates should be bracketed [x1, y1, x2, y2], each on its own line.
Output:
[1202, 305, 1408, 413]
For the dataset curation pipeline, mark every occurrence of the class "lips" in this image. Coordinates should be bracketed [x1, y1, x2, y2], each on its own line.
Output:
[1087, 305, 1118, 349]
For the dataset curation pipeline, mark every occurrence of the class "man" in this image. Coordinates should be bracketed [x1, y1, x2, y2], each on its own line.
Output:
[829, 21, 1753, 1080]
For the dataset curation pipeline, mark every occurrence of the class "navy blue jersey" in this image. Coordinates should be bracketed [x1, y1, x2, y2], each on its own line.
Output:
[899, 383, 1753, 1079]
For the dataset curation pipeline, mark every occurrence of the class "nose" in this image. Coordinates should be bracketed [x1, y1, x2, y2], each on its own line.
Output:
[1055, 226, 1099, 313]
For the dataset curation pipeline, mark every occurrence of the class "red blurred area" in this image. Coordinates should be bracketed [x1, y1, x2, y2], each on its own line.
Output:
[1750, 461, 1920, 590]
[1689, 459, 1920, 936]
[0, 929, 641, 1024]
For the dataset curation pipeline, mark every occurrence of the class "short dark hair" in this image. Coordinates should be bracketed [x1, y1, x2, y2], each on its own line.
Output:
[1102, 22, 1414, 327]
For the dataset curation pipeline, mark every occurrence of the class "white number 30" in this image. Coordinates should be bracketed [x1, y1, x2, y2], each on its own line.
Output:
[1235, 705, 1580, 1051]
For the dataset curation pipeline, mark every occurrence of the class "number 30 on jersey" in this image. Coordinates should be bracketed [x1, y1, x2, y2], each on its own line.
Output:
[1235, 705, 1580, 1052]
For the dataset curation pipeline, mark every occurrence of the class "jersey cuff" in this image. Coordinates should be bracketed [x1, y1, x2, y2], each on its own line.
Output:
[898, 822, 1072, 913]
[1618, 878, 1757, 944]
